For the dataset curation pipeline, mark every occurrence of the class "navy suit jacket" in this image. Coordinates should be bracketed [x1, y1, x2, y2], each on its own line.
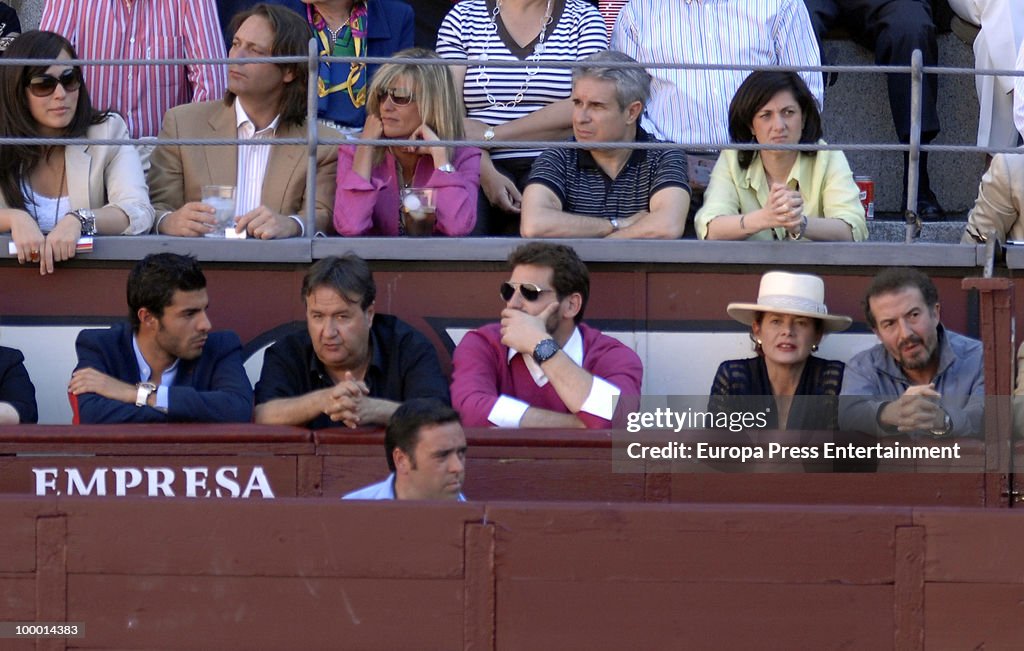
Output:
[0, 346, 37, 424]
[74, 323, 253, 424]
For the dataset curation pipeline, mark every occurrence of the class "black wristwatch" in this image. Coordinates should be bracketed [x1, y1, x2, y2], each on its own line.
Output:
[532, 338, 560, 365]
[70, 209, 97, 236]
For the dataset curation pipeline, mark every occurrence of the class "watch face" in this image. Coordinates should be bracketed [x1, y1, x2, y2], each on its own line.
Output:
[532, 338, 559, 364]
[75, 211, 97, 235]
[136, 382, 157, 407]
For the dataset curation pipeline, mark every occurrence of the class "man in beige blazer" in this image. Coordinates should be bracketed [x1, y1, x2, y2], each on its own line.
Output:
[148, 3, 338, 239]
[961, 150, 1024, 433]
[961, 151, 1024, 245]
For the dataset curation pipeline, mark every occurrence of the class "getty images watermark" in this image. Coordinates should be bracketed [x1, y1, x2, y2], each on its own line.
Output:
[611, 396, 971, 473]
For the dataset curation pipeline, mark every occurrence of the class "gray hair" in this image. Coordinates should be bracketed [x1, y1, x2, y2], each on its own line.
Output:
[572, 50, 651, 110]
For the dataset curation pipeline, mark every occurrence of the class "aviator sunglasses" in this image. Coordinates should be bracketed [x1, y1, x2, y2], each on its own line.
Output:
[500, 282, 554, 302]
[378, 87, 415, 106]
[27, 68, 81, 97]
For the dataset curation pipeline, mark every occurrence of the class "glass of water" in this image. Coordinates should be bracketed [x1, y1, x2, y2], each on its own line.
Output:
[201, 185, 236, 238]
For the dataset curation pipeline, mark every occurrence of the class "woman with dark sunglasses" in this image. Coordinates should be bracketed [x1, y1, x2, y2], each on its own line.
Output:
[334, 48, 481, 236]
[0, 31, 153, 274]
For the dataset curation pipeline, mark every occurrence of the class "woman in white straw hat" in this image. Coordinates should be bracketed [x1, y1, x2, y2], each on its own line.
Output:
[708, 271, 852, 430]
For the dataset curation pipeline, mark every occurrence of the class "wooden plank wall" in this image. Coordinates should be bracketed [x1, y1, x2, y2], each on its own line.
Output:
[2, 498, 1022, 650]
[0, 427, 1004, 507]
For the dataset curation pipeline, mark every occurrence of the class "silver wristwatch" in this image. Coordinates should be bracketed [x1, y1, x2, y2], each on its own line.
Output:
[609, 217, 621, 232]
[437, 163, 456, 173]
[71, 209, 97, 236]
[930, 412, 952, 438]
[135, 382, 157, 407]
[483, 126, 496, 142]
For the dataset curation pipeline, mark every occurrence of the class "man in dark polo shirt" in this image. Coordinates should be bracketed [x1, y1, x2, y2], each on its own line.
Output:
[520, 50, 691, 239]
[254, 254, 449, 429]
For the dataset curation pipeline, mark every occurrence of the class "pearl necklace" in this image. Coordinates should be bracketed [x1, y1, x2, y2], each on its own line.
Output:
[473, 0, 554, 110]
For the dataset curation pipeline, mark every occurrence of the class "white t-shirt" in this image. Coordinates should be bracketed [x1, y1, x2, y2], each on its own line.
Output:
[22, 184, 70, 233]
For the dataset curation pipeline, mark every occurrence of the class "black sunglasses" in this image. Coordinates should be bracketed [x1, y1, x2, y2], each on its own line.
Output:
[500, 282, 554, 302]
[378, 87, 415, 106]
[27, 68, 81, 98]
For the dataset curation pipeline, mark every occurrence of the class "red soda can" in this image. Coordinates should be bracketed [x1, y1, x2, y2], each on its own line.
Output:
[854, 176, 874, 221]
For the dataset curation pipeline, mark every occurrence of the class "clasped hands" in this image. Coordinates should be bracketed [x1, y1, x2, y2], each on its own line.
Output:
[320, 371, 382, 428]
[763, 183, 804, 235]
[880, 383, 949, 435]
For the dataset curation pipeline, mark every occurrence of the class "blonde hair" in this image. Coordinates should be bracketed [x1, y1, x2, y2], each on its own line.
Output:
[366, 48, 464, 165]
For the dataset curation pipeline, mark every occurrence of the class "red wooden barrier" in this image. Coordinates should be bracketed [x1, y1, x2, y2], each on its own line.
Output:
[0, 426, 1004, 507]
[2, 498, 1022, 649]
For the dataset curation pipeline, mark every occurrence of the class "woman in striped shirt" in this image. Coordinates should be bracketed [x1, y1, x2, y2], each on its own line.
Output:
[0, 31, 153, 275]
[437, 0, 607, 233]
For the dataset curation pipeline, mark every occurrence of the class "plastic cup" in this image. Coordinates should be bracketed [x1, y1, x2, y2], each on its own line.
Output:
[201, 185, 236, 238]
[400, 187, 437, 237]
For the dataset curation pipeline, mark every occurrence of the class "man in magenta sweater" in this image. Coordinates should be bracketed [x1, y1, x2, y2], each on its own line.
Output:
[451, 243, 643, 428]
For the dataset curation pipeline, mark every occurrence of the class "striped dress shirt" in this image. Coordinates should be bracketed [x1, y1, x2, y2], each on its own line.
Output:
[41, 0, 228, 139]
[611, 0, 823, 148]
[233, 101, 278, 217]
[598, 0, 627, 38]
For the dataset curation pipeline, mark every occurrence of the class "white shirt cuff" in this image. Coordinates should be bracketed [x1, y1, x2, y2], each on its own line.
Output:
[487, 395, 530, 428]
[289, 215, 305, 237]
[579, 376, 621, 420]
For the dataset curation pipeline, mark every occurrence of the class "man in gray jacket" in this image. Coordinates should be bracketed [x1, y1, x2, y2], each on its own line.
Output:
[839, 267, 984, 438]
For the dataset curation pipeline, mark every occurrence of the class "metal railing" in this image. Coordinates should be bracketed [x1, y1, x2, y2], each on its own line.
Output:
[1, 44, 1020, 246]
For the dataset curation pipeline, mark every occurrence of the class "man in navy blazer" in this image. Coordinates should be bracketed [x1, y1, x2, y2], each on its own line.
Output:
[69, 254, 253, 424]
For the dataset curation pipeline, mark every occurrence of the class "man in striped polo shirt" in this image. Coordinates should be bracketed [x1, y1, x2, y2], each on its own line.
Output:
[520, 51, 690, 239]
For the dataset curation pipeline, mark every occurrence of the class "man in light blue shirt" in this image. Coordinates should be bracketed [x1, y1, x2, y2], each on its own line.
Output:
[839, 267, 984, 438]
[344, 399, 468, 501]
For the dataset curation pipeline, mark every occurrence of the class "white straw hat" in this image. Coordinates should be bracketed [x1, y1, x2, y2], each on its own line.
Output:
[726, 271, 852, 333]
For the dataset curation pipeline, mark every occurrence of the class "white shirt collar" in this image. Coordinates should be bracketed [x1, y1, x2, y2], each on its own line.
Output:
[507, 327, 583, 387]
[234, 99, 281, 137]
